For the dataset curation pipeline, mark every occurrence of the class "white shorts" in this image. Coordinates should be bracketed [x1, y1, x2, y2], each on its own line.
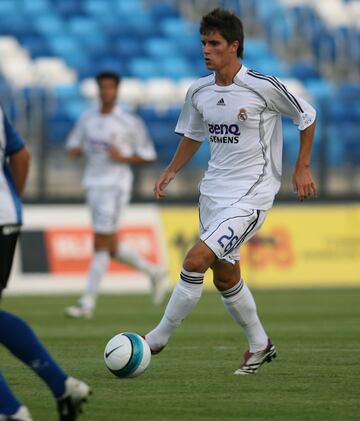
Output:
[86, 187, 130, 234]
[199, 195, 266, 264]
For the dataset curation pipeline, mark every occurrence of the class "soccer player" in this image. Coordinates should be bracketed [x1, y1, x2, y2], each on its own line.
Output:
[0, 108, 90, 420]
[144, 8, 317, 375]
[65, 72, 168, 319]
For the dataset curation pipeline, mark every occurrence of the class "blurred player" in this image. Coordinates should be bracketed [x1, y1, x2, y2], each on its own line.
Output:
[144, 8, 317, 375]
[65, 72, 168, 319]
[0, 108, 90, 420]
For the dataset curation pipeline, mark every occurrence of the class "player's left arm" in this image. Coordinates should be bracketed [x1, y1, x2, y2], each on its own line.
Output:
[109, 115, 157, 164]
[108, 145, 155, 164]
[292, 120, 317, 201]
[4, 113, 30, 195]
[267, 78, 317, 201]
[9, 147, 30, 195]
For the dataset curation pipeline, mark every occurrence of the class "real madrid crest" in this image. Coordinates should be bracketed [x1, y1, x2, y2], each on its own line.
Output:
[237, 108, 248, 121]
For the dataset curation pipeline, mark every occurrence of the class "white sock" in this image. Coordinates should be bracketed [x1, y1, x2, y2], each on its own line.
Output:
[114, 242, 154, 275]
[221, 279, 268, 353]
[145, 268, 204, 350]
[80, 250, 110, 310]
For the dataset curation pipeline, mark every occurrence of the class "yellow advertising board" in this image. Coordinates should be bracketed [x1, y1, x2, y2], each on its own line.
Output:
[161, 205, 360, 288]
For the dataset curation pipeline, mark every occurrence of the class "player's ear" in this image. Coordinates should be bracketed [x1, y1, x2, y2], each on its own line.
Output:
[230, 40, 239, 55]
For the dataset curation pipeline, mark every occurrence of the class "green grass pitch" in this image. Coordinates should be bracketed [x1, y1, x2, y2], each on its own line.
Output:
[1, 289, 359, 420]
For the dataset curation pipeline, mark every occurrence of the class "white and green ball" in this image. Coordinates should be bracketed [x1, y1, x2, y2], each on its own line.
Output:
[104, 332, 151, 378]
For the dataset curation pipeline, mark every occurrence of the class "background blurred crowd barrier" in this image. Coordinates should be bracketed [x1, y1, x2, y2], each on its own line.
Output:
[8, 203, 360, 295]
[0, 0, 358, 203]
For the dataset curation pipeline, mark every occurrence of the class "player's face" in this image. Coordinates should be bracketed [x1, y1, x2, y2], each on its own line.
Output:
[98, 78, 118, 106]
[201, 31, 239, 71]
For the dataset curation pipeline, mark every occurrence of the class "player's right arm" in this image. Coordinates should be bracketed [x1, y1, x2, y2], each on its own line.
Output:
[4, 113, 30, 195]
[9, 147, 30, 195]
[66, 113, 88, 158]
[155, 80, 206, 199]
[154, 136, 201, 199]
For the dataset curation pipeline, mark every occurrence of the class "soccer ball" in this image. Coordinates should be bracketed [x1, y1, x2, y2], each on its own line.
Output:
[104, 332, 151, 378]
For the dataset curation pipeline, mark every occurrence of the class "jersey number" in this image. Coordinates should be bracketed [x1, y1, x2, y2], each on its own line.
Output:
[217, 227, 239, 252]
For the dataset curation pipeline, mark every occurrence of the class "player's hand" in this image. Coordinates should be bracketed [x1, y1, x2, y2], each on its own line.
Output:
[292, 164, 317, 202]
[154, 170, 175, 199]
[108, 145, 126, 162]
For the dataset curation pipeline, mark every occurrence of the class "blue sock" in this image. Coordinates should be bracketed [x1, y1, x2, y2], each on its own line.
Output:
[0, 371, 21, 415]
[0, 310, 67, 398]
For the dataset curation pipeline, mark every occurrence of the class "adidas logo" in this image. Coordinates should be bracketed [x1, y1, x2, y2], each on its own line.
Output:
[216, 98, 226, 106]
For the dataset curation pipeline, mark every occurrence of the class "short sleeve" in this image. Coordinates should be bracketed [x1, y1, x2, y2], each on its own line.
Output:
[66, 115, 86, 149]
[131, 116, 157, 161]
[267, 77, 316, 130]
[4, 113, 25, 156]
[175, 88, 205, 142]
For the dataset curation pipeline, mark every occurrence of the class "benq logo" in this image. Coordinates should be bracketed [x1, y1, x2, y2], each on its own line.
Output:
[207, 123, 240, 144]
[208, 123, 241, 135]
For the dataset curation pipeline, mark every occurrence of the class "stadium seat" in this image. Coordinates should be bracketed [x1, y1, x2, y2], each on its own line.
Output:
[159, 57, 196, 79]
[22, 0, 50, 15]
[95, 58, 130, 78]
[143, 79, 178, 106]
[33, 14, 65, 37]
[33, 57, 76, 86]
[128, 58, 164, 79]
[146, 2, 179, 20]
[116, 78, 145, 107]
[289, 61, 321, 82]
[114, 37, 144, 60]
[144, 38, 176, 58]
[159, 17, 196, 39]
[0, 0, 20, 16]
[83, 0, 111, 16]
[20, 36, 51, 58]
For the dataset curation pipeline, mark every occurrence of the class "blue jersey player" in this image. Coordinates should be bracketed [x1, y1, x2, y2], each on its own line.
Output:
[0, 108, 90, 421]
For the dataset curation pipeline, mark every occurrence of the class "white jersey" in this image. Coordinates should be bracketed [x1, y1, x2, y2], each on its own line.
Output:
[0, 108, 25, 225]
[66, 106, 156, 191]
[176, 65, 316, 210]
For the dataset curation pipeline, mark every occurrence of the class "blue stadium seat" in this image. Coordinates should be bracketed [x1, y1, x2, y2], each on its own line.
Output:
[47, 115, 75, 144]
[128, 58, 164, 79]
[20, 36, 51, 58]
[83, 0, 111, 16]
[305, 79, 333, 100]
[114, 37, 145, 59]
[159, 17, 196, 39]
[190, 142, 210, 167]
[144, 38, 176, 58]
[289, 61, 321, 82]
[159, 57, 196, 79]
[95, 58, 129, 78]
[244, 39, 272, 61]
[48, 35, 82, 59]
[0, 0, 20, 16]
[54, 84, 81, 101]
[0, 17, 35, 38]
[22, 0, 50, 15]
[172, 35, 201, 60]
[53, 0, 84, 17]
[33, 14, 65, 37]
[115, 0, 143, 15]
[68, 17, 102, 38]
[147, 2, 179, 20]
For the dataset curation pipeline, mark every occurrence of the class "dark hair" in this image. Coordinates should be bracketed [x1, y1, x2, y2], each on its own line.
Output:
[200, 8, 244, 58]
[96, 71, 120, 86]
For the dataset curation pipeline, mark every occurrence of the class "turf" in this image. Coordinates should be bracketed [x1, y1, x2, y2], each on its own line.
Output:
[1, 289, 359, 421]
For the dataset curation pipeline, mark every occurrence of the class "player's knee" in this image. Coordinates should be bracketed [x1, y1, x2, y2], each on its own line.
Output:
[213, 276, 237, 291]
[183, 254, 209, 273]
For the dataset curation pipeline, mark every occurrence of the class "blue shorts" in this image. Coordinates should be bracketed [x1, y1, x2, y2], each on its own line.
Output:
[0, 225, 21, 290]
